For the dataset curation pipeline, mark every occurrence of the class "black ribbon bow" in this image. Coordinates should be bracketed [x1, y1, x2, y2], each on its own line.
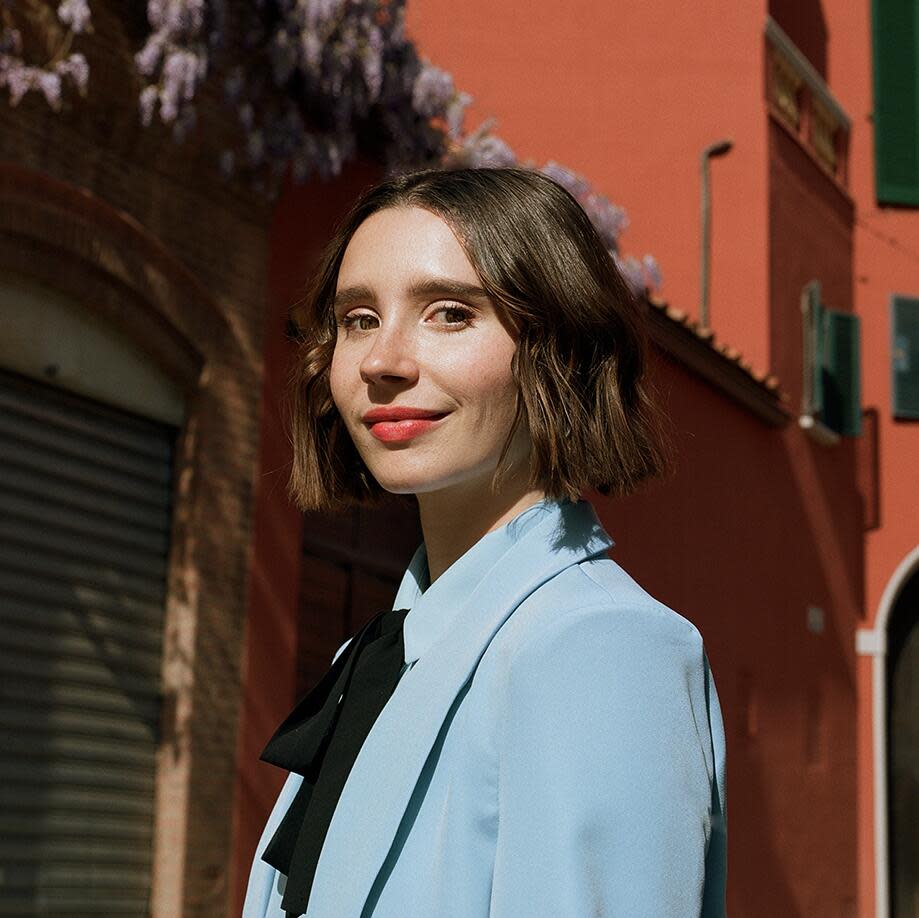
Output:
[259, 607, 410, 918]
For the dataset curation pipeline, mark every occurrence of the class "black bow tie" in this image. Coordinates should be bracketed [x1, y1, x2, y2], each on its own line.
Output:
[259, 606, 410, 917]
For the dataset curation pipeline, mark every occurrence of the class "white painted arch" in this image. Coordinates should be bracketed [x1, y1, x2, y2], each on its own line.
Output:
[856, 543, 919, 918]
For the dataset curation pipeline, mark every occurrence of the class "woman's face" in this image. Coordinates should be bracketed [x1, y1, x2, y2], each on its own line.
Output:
[329, 205, 529, 497]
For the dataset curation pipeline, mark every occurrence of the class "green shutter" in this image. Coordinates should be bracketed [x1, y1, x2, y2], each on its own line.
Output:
[822, 309, 862, 435]
[872, 0, 919, 205]
[892, 295, 919, 418]
[801, 280, 863, 437]
[802, 280, 824, 417]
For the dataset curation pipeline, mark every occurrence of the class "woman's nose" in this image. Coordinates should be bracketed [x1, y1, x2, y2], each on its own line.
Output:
[359, 325, 419, 386]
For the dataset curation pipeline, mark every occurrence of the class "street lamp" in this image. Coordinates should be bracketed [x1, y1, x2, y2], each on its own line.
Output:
[700, 138, 734, 329]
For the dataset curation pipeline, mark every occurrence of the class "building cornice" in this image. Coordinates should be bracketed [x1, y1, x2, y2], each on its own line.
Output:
[645, 296, 792, 427]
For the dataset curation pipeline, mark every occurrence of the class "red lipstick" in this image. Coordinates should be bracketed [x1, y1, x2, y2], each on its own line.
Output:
[362, 406, 449, 442]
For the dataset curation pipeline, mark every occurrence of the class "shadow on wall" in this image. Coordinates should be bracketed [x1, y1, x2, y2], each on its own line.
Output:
[768, 0, 828, 77]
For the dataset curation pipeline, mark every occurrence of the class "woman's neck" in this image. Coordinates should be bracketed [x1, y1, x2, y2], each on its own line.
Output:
[416, 479, 548, 585]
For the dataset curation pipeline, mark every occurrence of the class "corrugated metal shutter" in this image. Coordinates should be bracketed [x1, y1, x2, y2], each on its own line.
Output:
[0, 368, 176, 917]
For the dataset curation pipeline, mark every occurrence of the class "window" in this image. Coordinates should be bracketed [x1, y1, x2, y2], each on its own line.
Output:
[872, 0, 919, 205]
[801, 280, 862, 441]
[892, 295, 919, 419]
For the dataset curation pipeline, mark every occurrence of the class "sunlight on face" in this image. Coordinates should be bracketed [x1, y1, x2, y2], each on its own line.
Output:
[329, 206, 529, 498]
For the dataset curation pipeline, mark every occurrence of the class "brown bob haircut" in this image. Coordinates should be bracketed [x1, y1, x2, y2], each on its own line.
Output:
[287, 166, 667, 511]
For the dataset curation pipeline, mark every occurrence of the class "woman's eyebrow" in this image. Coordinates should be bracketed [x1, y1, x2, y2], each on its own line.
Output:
[332, 277, 491, 312]
[407, 277, 491, 302]
[332, 284, 374, 312]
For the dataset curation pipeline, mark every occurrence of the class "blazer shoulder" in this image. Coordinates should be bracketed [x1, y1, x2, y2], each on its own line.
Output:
[490, 555, 705, 661]
[481, 558, 705, 692]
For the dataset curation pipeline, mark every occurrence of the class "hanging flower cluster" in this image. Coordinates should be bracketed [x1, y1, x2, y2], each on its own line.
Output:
[539, 160, 662, 292]
[0, 1, 91, 110]
[1, 0, 661, 294]
[134, 0, 226, 142]
[214, 1, 480, 189]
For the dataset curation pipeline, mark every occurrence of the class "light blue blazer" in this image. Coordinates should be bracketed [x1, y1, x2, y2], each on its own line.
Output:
[244, 497, 727, 917]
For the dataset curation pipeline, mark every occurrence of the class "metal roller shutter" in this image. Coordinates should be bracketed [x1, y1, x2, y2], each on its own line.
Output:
[0, 368, 176, 917]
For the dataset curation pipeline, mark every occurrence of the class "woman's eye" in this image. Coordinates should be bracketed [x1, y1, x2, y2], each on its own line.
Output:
[338, 312, 378, 332]
[429, 304, 475, 327]
[336, 304, 475, 334]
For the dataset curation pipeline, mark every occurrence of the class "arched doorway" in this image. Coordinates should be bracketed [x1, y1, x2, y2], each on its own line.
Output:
[888, 570, 919, 917]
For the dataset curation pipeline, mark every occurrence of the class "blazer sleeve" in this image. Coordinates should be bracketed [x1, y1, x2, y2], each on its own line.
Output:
[489, 602, 727, 918]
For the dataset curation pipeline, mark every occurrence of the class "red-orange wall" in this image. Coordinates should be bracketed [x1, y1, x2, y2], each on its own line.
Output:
[235, 1, 918, 914]
[821, 0, 919, 628]
[406, 0, 773, 376]
[823, 4, 919, 914]
[401, 1, 879, 915]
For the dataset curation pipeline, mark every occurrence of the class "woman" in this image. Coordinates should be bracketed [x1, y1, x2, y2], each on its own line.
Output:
[244, 167, 727, 918]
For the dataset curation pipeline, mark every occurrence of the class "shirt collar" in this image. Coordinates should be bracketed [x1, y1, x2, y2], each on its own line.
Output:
[392, 497, 585, 665]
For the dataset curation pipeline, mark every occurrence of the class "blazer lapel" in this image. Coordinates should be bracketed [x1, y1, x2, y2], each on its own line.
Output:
[304, 499, 613, 916]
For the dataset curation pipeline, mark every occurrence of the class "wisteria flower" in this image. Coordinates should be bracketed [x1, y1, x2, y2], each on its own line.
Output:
[57, 0, 92, 35]
[37, 71, 62, 110]
[138, 84, 158, 125]
[580, 192, 628, 251]
[412, 63, 454, 119]
[55, 53, 89, 95]
[541, 161, 591, 200]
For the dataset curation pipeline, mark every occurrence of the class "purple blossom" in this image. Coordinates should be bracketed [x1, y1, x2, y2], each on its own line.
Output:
[55, 52, 89, 94]
[580, 192, 628, 251]
[614, 254, 662, 296]
[614, 255, 645, 295]
[445, 92, 471, 138]
[412, 63, 454, 119]
[37, 71, 63, 110]
[135, 34, 165, 77]
[389, 5, 406, 44]
[139, 84, 158, 125]
[325, 137, 342, 176]
[298, 30, 323, 74]
[134, 0, 215, 130]
[162, 48, 203, 101]
[3, 65, 37, 106]
[362, 26, 384, 102]
[642, 254, 663, 291]
[540, 161, 591, 200]
[0, 2, 663, 298]
[57, 0, 92, 35]
[145, 0, 167, 30]
[111, 0, 662, 296]
[147, 0, 206, 34]
[148, 48, 203, 124]
[452, 129, 517, 169]
[159, 84, 179, 122]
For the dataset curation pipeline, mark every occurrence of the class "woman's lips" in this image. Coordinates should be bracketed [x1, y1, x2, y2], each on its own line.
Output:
[367, 413, 449, 442]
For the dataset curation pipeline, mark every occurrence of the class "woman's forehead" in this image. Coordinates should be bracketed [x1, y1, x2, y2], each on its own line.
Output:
[336, 206, 479, 292]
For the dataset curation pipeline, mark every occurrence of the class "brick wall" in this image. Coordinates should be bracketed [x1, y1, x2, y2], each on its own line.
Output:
[0, 4, 272, 915]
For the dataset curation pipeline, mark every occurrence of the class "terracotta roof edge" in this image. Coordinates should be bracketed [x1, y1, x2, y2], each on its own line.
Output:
[643, 295, 792, 427]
